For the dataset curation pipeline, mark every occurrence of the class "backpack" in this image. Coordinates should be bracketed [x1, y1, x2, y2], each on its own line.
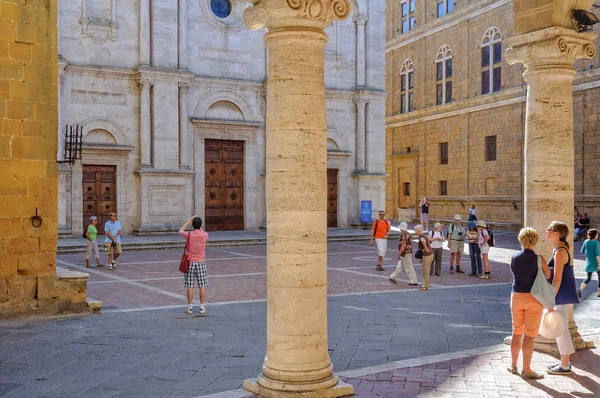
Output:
[486, 228, 495, 247]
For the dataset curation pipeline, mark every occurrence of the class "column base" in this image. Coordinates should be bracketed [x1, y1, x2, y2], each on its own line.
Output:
[243, 377, 353, 398]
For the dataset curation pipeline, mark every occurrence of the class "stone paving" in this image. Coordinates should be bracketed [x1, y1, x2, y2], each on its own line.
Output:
[1, 231, 599, 397]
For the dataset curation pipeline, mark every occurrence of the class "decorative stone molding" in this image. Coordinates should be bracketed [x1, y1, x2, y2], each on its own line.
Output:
[193, 89, 256, 120]
[505, 27, 596, 69]
[244, 0, 351, 31]
[80, 0, 117, 45]
[80, 118, 127, 146]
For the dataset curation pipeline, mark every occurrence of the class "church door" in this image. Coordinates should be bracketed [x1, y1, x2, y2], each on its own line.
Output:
[205, 139, 244, 231]
[327, 169, 338, 228]
[82, 165, 117, 234]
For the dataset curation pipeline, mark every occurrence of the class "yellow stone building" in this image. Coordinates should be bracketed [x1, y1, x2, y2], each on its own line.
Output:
[1, 0, 92, 317]
[385, 0, 600, 228]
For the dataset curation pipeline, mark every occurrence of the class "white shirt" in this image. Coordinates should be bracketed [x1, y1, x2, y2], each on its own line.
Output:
[429, 230, 444, 249]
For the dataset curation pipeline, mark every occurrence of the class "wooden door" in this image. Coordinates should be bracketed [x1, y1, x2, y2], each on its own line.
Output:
[327, 169, 338, 228]
[205, 139, 244, 231]
[82, 165, 116, 234]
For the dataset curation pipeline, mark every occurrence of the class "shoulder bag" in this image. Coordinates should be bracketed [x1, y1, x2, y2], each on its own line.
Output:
[179, 232, 191, 273]
[530, 255, 556, 308]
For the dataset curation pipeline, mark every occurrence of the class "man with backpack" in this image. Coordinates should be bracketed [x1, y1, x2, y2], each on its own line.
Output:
[447, 214, 465, 274]
[370, 210, 390, 271]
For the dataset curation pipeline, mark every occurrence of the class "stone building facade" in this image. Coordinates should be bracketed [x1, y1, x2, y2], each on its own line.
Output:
[386, 0, 600, 228]
[57, 0, 386, 236]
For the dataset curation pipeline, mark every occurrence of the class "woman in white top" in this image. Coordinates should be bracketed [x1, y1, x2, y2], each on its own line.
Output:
[429, 222, 445, 276]
[477, 220, 491, 279]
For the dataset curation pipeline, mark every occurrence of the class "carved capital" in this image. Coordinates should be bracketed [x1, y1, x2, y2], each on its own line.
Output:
[178, 82, 190, 93]
[137, 78, 153, 89]
[505, 27, 596, 70]
[244, 0, 351, 32]
[353, 16, 368, 26]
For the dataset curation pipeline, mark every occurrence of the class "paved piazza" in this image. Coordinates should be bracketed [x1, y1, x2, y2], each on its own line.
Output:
[1, 232, 599, 397]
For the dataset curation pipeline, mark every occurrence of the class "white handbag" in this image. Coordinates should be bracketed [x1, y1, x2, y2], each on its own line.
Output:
[530, 255, 556, 309]
[538, 309, 566, 339]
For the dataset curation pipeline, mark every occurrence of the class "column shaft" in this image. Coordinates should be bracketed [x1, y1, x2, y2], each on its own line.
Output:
[179, 84, 190, 169]
[355, 18, 367, 87]
[354, 99, 366, 172]
[260, 28, 335, 390]
[139, 0, 151, 65]
[178, 0, 187, 69]
[523, 68, 575, 255]
[139, 81, 152, 167]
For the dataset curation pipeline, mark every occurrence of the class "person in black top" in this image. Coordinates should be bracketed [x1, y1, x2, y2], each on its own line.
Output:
[574, 213, 590, 241]
[419, 197, 430, 231]
[508, 227, 551, 380]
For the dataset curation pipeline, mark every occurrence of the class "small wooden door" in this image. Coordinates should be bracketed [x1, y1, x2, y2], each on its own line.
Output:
[82, 165, 116, 234]
[205, 139, 244, 231]
[327, 169, 338, 228]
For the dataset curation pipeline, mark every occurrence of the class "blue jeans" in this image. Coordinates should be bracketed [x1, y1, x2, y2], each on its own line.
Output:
[469, 243, 482, 274]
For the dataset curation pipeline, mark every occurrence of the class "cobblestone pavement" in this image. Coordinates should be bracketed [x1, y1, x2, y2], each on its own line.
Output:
[1, 232, 599, 397]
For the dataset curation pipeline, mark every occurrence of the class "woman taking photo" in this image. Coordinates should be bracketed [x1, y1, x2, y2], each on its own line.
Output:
[508, 227, 551, 379]
[546, 221, 579, 375]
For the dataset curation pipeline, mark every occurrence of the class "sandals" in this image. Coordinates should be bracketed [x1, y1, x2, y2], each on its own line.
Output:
[521, 370, 545, 379]
[376, 265, 384, 271]
[507, 366, 519, 375]
[419, 287, 429, 291]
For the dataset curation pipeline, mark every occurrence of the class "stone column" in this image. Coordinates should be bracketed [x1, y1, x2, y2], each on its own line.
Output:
[354, 16, 367, 87]
[138, 78, 153, 168]
[139, 0, 151, 65]
[178, 0, 188, 70]
[353, 94, 367, 173]
[242, 1, 353, 397]
[178, 82, 190, 169]
[57, 58, 67, 161]
[505, 27, 596, 352]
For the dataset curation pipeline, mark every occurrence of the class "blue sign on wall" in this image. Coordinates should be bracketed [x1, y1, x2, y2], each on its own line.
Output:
[360, 200, 372, 223]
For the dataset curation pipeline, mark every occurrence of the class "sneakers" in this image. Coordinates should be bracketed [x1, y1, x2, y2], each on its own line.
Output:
[389, 278, 397, 283]
[407, 282, 418, 286]
[479, 274, 491, 279]
[199, 307, 207, 315]
[547, 364, 571, 375]
[456, 267, 464, 274]
[468, 273, 477, 276]
[449, 266, 455, 274]
[108, 262, 116, 270]
[185, 307, 193, 315]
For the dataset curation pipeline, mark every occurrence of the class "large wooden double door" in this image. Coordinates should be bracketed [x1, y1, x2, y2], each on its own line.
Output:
[204, 139, 244, 231]
[82, 165, 117, 234]
[327, 169, 338, 228]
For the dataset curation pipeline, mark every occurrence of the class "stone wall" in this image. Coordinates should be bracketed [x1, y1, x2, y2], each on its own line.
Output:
[385, 0, 600, 227]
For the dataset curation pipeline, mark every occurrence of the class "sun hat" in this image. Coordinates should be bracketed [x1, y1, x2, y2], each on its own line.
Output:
[453, 214, 462, 220]
[477, 220, 487, 228]
[414, 224, 423, 233]
[434, 222, 442, 229]
[89, 216, 97, 222]
[399, 222, 408, 231]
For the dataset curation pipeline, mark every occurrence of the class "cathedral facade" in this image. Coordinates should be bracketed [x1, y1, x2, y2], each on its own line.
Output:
[386, 0, 600, 228]
[57, 0, 386, 235]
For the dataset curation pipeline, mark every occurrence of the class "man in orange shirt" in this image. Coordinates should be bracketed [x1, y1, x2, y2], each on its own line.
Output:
[370, 210, 390, 271]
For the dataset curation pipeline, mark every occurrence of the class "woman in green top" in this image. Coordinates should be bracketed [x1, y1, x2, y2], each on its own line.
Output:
[85, 216, 104, 268]
[580, 228, 600, 298]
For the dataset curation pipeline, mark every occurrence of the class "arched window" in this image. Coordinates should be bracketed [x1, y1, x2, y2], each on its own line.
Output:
[437, 0, 454, 17]
[401, 0, 416, 34]
[436, 45, 453, 105]
[400, 59, 415, 113]
[481, 27, 502, 94]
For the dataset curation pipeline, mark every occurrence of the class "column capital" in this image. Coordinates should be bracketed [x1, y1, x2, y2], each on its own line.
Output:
[244, 0, 351, 32]
[353, 15, 368, 26]
[352, 93, 369, 105]
[137, 77, 154, 89]
[178, 82, 190, 92]
[505, 27, 596, 70]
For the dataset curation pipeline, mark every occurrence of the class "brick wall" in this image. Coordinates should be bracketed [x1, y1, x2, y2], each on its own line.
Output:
[0, 0, 59, 315]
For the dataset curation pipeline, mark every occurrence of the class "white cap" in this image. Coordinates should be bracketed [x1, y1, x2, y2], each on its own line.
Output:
[399, 222, 408, 231]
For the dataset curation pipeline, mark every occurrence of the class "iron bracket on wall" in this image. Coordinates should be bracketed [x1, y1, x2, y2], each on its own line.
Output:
[57, 124, 83, 164]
